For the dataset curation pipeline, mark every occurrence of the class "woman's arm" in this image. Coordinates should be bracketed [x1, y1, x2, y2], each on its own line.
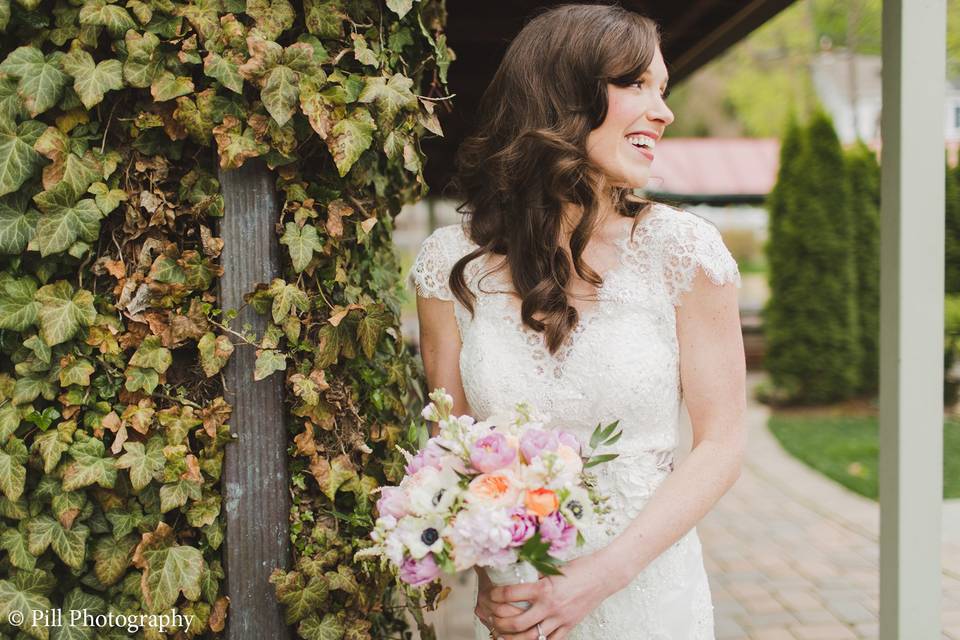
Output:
[489, 268, 746, 639]
[415, 294, 471, 436]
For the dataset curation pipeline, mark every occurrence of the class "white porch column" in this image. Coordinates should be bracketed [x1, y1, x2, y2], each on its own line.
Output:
[879, 1, 945, 638]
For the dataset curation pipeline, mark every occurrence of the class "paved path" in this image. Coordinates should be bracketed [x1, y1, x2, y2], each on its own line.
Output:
[420, 371, 960, 639]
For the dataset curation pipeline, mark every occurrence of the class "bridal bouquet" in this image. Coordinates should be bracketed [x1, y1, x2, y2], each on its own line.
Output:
[356, 388, 622, 591]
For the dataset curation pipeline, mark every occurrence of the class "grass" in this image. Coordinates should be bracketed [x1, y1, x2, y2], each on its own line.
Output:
[768, 413, 960, 500]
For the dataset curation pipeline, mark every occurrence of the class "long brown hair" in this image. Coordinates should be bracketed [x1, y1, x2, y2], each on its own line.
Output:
[447, 3, 663, 355]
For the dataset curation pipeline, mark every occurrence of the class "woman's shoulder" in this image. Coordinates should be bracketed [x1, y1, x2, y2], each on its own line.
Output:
[407, 221, 478, 301]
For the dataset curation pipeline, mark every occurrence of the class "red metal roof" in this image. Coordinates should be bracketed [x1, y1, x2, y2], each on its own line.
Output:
[645, 138, 781, 196]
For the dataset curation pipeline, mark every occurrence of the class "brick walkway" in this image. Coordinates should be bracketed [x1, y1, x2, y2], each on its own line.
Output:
[420, 372, 960, 639]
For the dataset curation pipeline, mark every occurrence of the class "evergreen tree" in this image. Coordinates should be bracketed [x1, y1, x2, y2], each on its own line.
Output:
[763, 110, 861, 403]
[947, 157, 960, 294]
[845, 141, 880, 395]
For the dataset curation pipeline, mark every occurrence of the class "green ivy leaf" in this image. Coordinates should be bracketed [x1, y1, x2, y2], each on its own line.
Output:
[254, 349, 286, 381]
[159, 477, 202, 513]
[202, 52, 244, 94]
[58, 357, 94, 387]
[129, 336, 172, 373]
[124, 366, 159, 394]
[34, 281, 96, 346]
[0, 192, 39, 254]
[0, 0, 9, 34]
[269, 278, 309, 324]
[299, 612, 345, 640]
[78, 0, 137, 37]
[151, 71, 194, 102]
[122, 30, 162, 88]
[185, 490, 220, 527]
[133, 522, 203, 612]
[31, 428, 69, 474]
[0, 78, 28, 123]
[116, 437, 166, 491]
[386, 0, 413, 18]
[87, 181, 127, 214]
[327, 106, 376, 177]
[357, 306, 390, 359]
[0, 118, 45, 197]
[276, 574, 328, 624]
[261, 65, 298, 126]
[197, 332, 233, 377]
[26, 514, 89, 569]
[0, 436, 27, 501]
[303, 0, 343, 38]
[1, 526, 36, 570]
[279, 222, 323, 273]
[0, 570, 53, 640]
[358, 73, 418, 124]
[61, 436, 117, 491]
[245, 0, 294, 41]
[61, 49, 124, 109]
[31, 187, 103, 257]
[0, 402, 21, 441]
[0, 274, 39, 332]
[0, 46, 68, 117]
[92, 533, 137, 586]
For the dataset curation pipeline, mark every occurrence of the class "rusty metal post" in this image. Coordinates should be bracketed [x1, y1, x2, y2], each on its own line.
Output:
[217, 156, 292, 639]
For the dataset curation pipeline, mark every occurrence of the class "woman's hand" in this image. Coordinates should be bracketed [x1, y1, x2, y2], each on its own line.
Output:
[487, 553, 616, 639]
[474, 567, 526, 638]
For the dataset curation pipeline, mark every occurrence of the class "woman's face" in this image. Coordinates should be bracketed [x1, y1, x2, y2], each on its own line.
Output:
[585, 46, 674, 189]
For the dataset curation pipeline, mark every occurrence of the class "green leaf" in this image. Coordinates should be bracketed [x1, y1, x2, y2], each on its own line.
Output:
[0, 1, 9, 35]
[151, 71, 194, 102]
[1, 527, 36, 570]
[78, 0, 136, 37]
[116, 437, 166, 491]
[269, 278, 309, 324]
[245, 0, 294, 40]
[133, 522, 203, 612]
[386, 0, 413, 18]
[185, 491, 220, 527]
[31, 428, 69, 474]
[0, 436, 27, 500]
[0, 118, 45, 197]
[203, 52, 243, 94]
[357, 73, 417, 124]
[159, 477, 202, 513]
[197, 332, 233, 377]
[129, 336, 172, 373]
[61, 436, 117, 491]
[34, 281, 96, 346]
[583, 453, 619, 469]
[61, 49, 124, 109]
[122, 30, 162, 88]
[124, 366, 159, 394]
[93, 533, 137, 586]
[254, 349, 286, 381]
[0, 78, 28, 122]
[0, 46, 68, 117]
[59, 357, 94, 387]
[277, 574, 328, 624]
[326, 106, 375, 177]
[26, 515, 89, 569]
[303, 0, 343, 38]
[87, 181, 127, 214]
[279, 222, 323, 273]
[0, 572, 53, 640]
[0, 192, 39, 254]
[31, 188, 103, 257]
[0, 274, 38, 331]
[357, 306, 390, 359]
[261, 65, 298, 126]
[0, 402, 21, 441]
[299, 612, 345, 640]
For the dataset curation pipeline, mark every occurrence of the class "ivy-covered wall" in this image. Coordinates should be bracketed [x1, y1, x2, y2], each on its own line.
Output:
[0, 0, 451, 637]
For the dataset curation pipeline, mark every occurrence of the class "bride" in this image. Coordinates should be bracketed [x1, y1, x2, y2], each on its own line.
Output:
[407, 4, 746, 639]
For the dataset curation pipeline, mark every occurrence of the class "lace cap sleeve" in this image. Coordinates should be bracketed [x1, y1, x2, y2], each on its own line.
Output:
[660, 208, 742, 306]
[406, 224, 471, 301]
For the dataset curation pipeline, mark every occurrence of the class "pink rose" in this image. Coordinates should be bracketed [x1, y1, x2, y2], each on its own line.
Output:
[538, 511, 576, 555]
[508, 507, 537, 547]
[399, 553, 441, 587]
[469, 433, 517, 473]
[520, 429, 559, 463]
[376, 486, 409, 519]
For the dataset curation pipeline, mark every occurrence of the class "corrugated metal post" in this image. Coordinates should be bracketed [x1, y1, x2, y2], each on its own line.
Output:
[217, 156, 292, 639]
[879, 1, 945, 637]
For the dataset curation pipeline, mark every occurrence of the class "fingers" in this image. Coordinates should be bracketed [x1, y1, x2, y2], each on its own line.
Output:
[489, 580, 541, 604]
[491, 602, 550, 635]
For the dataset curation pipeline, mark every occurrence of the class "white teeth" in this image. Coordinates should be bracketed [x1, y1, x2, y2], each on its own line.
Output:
[626, 134, 655, 149]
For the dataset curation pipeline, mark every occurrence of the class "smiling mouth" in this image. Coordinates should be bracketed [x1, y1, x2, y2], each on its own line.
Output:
[626, 138, 654, 160]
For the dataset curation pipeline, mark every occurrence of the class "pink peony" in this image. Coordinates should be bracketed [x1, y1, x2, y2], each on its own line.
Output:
[538, 511, 576, 555]
[376, 486, 409, 519]
[507, 507, 537, 547]
[405, 439, 447, 475]
[399, 553, 441, 587]
[469, 432, 517, 473]
[557, 431, 582, 455]
[520, 429, 559, 463]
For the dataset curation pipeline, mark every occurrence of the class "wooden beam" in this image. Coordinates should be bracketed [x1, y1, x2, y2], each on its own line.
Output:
[878, 0, 945, 637]
[217, 156, 292, 640]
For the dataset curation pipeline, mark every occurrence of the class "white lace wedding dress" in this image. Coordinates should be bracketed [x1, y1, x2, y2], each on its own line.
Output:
[407, 203, 742, 639]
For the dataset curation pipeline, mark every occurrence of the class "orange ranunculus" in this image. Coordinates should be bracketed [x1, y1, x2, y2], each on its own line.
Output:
[524, 488, 559, 518]
[467, 471, 520, 507]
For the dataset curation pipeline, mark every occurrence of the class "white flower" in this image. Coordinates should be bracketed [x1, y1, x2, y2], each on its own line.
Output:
[447, 505, 514, 571]
[402, 465, 463, 516]
[560, 485, 595, 531]
[396, 514, 447, 559]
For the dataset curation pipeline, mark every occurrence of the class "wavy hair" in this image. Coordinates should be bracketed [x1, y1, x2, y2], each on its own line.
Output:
[446, 3, 663, 355]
